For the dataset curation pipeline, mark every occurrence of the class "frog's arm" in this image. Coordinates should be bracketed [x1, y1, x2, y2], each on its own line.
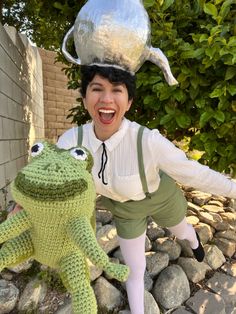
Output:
[0, 210, 31, 244]
[67, 216, 129, 282]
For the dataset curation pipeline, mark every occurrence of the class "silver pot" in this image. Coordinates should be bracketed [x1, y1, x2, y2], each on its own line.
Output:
[62, 0, 178, 85]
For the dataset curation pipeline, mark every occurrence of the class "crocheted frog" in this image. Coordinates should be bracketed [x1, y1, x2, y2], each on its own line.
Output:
[0, 141, 129, 313]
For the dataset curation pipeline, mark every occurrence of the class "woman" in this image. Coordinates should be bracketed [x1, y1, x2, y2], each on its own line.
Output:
[57, 64, 236, 314]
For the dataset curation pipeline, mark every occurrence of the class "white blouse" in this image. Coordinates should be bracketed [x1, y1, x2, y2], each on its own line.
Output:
[57, 118, 236, 202]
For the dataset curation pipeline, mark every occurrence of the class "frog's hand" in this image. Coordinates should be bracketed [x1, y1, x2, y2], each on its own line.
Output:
[0, 210, 31, 244]
[67, 217, 129, 282]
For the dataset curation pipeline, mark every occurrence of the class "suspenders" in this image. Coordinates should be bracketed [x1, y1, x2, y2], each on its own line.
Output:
[77, 125, 150, 198]
[77, 125, 83, 146]
[137, 126, 151, 198]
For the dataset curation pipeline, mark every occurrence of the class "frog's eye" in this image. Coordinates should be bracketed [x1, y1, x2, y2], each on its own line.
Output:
[70, 148, 88, 161]
[31, 143, 44, 157]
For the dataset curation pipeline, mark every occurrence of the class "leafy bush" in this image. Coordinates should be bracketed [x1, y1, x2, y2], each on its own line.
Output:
[64, 0, 236, 175]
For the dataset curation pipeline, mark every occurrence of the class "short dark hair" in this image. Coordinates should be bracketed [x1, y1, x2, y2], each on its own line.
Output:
[80, 65, 136, 100]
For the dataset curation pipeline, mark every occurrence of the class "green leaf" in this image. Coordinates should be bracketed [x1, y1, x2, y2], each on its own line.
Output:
[200, 112, 213, 127]
[162, 0, 175, 11]
[176, 114, 191, 128]
[219, 0, 234, 20]
[227, 85, 236, 96]
[209, 88, 224, 98]
[203, 3, 218, 17]
[195, 98, 206, 108]
[204, 140, 217, 155]
[160, 114, 173, 125]
[144, 0, 155, 8]
[228, 37, 236, 47]
[214, 111, 225, 122]
[225, 67, 236, 80]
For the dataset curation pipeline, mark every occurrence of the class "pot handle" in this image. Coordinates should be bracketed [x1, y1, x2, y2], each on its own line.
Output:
[62, 26, 81, 65]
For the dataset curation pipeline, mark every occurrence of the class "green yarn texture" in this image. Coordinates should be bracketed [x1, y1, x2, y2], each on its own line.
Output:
[0, 142, 129, 314]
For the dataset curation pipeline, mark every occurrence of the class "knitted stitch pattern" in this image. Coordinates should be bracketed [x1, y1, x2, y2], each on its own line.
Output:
[0, 142, 129, 314]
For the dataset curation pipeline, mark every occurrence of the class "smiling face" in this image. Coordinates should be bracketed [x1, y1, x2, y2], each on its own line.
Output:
[83, 75, 133, 141]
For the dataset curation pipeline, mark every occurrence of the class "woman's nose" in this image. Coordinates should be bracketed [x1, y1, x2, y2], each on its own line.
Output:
[100, 91, 113, 103]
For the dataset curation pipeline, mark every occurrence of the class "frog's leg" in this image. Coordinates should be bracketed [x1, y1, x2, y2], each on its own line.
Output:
[59, 252, 97, 314]
[0, 231, 34, 272]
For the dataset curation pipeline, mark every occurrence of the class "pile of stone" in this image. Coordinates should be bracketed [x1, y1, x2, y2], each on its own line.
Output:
[0, 188, 235, 314]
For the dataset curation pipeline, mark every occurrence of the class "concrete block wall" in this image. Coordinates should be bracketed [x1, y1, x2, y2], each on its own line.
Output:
[39, 49, 79, 143]
[0, 24, 44, 206]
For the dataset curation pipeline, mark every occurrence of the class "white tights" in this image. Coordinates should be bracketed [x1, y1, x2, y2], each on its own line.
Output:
[118, 217, 198, 314]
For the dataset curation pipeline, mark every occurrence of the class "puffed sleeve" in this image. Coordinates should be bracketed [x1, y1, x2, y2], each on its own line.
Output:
[148, 129, 236, 199]
[57, 127, 78, 149]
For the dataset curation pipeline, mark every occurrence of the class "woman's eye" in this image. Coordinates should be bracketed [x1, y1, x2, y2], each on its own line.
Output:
[92, 88, 102, 92]
[70, 148, 88, 160]
[31, 143, 44, 157]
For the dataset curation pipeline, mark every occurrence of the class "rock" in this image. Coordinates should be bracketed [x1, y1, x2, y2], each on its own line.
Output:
[198, 211, 230, 231]
[206, 272, 236, 307]
[202, 204, 224, 213]
[96, 209, 113, 225]
[146, 251, 169, 278]
[212, 238, 236, 258]
[118, 310, 131, 314]
[191, 191, 212, 206]
[17, 278, 47, 312]
[221, 261, 236, 277]
[144, 290, 160, 314]
[194, 223, 214, 244]
[177, 257, 211, 283]
[204, 244, 226, 270]
[214, 230, 236, 242]
[145, 235, 152, 252]
[229, 198, 236, 211]
[153, 237, 181, 261]
[187, 202, 204, 214]
[152, 265, 190, 309]
[0, 280, 19, 314]
[146, 221, 165, 241]
[186, 215, 199, 225]
[93, 277, 124, 312]
[172, 306, 192, 313]
[219, 212, 236, 229]
[113, 248, 125, 264]
[96, 224, 119, 254]
[208, 200, 224, 207]
[55, 302, 72, 314]
[186, 289, 226, 314]
[144, 270, 154, 291]
[87, 259, 103, 281]
[7, 258, 33, 273]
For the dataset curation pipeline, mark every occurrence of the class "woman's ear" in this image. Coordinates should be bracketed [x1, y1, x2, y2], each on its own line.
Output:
[126, 98, 133, 111]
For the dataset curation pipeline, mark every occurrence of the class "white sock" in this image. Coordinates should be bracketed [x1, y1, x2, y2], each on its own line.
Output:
[118, 232, 146, 314]
[168, 217, 199, 249]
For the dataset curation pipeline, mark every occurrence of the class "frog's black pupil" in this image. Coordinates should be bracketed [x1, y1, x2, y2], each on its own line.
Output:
[75, 149, 84, 156]
[31, 145, 39, 153]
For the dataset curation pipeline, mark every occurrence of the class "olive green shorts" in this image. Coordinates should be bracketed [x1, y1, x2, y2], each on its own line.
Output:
[100, 172, 187, 239]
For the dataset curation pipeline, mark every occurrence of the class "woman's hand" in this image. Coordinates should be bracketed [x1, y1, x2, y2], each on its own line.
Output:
[7, 203, 23, 218]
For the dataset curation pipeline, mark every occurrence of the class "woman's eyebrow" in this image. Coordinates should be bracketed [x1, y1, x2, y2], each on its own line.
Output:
[89, 82, 103, 87]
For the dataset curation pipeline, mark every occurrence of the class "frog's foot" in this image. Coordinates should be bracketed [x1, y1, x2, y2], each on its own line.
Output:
[104, 262, 129, 282]
[0, 231, 33, 272]
[59, 252, 97, 314]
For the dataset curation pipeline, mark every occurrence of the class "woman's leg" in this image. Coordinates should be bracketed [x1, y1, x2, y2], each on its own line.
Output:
[168, 217, 198, 248]
[118, 231, 146, 314]
[168, 217, 205, 261]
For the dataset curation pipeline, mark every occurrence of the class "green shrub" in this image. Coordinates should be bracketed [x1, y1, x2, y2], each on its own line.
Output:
[64, 0, 236, 175]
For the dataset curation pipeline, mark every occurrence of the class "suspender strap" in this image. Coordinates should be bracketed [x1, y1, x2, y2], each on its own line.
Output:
[137, 126, 151, 198]
[77, 125, 83, 146]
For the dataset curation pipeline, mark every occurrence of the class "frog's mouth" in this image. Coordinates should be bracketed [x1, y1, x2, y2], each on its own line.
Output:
[14, 173, 88, 201]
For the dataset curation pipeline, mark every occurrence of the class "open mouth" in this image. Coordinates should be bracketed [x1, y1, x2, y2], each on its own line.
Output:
[98, 109, 116, 124]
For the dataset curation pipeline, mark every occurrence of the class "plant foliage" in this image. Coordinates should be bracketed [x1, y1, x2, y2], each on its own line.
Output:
[65, 0, 236, 175]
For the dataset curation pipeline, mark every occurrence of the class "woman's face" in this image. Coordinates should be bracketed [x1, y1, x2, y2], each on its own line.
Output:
[83, 74, 133, 141]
